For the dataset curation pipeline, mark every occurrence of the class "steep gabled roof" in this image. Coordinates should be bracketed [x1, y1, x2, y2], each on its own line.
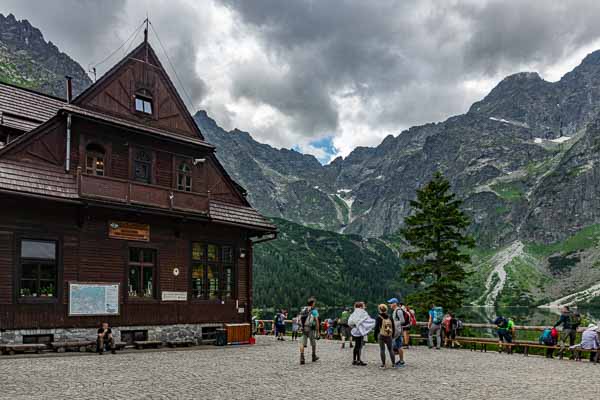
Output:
[73, 40, 204, 140]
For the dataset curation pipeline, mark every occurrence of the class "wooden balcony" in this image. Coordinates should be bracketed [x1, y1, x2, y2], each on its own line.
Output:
[78, 173, 209, 215]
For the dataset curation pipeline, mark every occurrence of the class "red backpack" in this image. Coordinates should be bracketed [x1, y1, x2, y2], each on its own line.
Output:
[551, 327, 558, 339]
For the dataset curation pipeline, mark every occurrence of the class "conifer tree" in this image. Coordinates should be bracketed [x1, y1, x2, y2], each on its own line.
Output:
[401, 172, 474, 312]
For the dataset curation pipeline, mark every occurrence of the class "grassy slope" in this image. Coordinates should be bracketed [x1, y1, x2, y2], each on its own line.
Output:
[466, 224, 600, 307]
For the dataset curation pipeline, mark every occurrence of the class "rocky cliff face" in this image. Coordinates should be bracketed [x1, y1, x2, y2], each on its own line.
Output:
[0, 13, 91, 98]
[198, 51, 600, 248]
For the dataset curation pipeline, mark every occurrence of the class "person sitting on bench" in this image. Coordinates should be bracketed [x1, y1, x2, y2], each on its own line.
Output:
[570, 324, 600, 362]
[96, 322, 116, 355]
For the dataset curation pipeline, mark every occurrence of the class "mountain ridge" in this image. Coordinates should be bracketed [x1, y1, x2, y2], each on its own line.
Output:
[5, 14, 600, 307]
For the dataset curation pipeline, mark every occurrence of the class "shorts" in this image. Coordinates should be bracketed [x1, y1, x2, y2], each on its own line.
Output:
[302, 330, 317, 348]
[393, 335, 403, 350]
[276, 324, 286, 334]
[340, 325, 351, 338]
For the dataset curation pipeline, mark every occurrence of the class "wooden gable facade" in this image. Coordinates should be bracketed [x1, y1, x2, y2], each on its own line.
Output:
[0, 39, 275, 343]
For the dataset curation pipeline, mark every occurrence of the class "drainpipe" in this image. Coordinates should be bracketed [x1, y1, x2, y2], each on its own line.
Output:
[66, 113, 71, 172]
[65, 76, 73, 172]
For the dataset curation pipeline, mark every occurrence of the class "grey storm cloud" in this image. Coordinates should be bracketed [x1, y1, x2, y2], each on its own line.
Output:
[5, 0, 600, 156]
[221, 0, 600, 134]
[0, 0, 208, 107]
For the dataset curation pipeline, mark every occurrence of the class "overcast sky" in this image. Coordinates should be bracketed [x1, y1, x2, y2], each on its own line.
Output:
[4, 0, 600, 163]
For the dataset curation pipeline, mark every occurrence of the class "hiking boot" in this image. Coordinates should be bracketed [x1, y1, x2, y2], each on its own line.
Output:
[312, 353, 319, 362]
[379, 364, 386, 369]
[300, 354, 305, 365]
[111, 350, 116, 354]
[352, 360, 358, 365]
[357, 361, 367, 366]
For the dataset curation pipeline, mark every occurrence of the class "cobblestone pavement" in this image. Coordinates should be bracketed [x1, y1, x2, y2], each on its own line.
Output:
[1, 336, 599, 399]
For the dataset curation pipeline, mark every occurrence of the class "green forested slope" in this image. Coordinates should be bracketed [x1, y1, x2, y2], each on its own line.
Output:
[253, 218, 405, 308]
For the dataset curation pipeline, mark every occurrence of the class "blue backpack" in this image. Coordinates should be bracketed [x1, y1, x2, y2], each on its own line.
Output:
[432, 307, 444, 325]
[540, 329, 555, 345]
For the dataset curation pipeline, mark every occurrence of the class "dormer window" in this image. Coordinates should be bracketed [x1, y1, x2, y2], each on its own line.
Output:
[85, 143, 105, 176]
[135, 95, 153, 114]
[177, 162, 192, 192]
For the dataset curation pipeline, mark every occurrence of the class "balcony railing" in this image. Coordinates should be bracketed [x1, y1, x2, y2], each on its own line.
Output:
[78, 172, 209, 215]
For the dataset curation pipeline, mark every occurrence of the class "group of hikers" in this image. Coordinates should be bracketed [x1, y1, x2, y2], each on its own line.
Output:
[295, 297, 417, 367]
[494, 305, 599, 361]
[259, 298, 600, 365]
[267, 297, 461, 368]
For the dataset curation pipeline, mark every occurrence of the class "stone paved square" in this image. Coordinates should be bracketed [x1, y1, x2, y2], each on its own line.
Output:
[1, 336, 599, 399]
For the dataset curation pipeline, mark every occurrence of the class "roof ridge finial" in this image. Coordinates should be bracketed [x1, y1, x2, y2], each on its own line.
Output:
[144, 14, 149, 62]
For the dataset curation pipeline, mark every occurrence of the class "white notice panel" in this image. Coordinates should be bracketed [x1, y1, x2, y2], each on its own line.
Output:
[161, 291, 188, 301]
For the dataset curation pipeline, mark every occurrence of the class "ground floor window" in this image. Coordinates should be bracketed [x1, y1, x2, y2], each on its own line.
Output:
[128, 248, 156, 298]
[19, 239, 57, 298]
[191, 243, 235, 300]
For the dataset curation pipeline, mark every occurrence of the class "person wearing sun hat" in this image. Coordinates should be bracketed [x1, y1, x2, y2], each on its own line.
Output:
[572, 323, 600, 362]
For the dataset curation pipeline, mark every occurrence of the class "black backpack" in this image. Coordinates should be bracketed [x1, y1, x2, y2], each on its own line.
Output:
[571, 312, 581, 328]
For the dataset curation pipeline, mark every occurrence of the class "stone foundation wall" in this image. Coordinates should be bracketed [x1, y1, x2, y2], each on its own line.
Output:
[0, 323, 223, 345]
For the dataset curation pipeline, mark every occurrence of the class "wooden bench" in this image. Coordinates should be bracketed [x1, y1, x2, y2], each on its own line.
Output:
[409, 334, 428, 345]
[513, 341, 563, 358]
[0, 343, 47, 356]
[167, 339, 196, 348]
[571, 347, 599, 362]
[50, 341, 95, 353]
[456, 337, 499, 352]
[114, 341, 127, 350]
[134, 340, 163, 350]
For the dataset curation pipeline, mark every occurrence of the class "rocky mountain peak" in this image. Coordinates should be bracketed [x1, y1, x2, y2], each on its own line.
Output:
[0, 13, 91, 98]
[579, 49, 600, 66]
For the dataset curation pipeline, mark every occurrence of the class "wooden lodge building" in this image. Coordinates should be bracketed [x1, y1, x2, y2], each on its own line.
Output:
[0, 37, 276, 345]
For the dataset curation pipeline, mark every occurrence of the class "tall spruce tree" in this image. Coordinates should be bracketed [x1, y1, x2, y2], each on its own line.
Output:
[401, 172, 474, 312]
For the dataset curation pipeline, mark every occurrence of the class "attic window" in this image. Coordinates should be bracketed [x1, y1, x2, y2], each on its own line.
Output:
[135, 95, 153, 115]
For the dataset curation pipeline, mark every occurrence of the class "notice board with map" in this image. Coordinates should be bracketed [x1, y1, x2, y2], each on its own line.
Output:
[69, 283, 120, 316]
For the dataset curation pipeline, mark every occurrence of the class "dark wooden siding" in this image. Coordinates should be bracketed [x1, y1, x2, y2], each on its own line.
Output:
[0, 231, 13, 304]
[0, 197, 252, 330]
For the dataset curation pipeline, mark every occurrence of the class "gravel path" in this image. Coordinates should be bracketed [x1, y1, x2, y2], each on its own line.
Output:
[0, 336, 598, 399]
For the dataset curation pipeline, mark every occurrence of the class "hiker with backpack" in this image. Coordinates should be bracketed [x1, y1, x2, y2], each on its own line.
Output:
[389, 298, 408, 367]
[374, 304, 396, 369]
[443, 312, 461, 348]
[428, 304, 444, 349]
[338, 307, 353, 349]
[403, 305, 417, 349]
[348, 301, 375, 366]
[274, 309, 287, 341]
[299, 297, 320, 365]
[493, 316, 514, 351]
[553, 306, 581, 352]
[539, 327, 559, 358]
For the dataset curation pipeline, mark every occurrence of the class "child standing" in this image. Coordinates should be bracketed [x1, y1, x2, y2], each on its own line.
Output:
[291, 315, 300, 341]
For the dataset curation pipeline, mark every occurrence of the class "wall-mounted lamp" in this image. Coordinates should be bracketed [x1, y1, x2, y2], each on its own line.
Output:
[239, 249, 246, 259]
[193, 158, 206, 166]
